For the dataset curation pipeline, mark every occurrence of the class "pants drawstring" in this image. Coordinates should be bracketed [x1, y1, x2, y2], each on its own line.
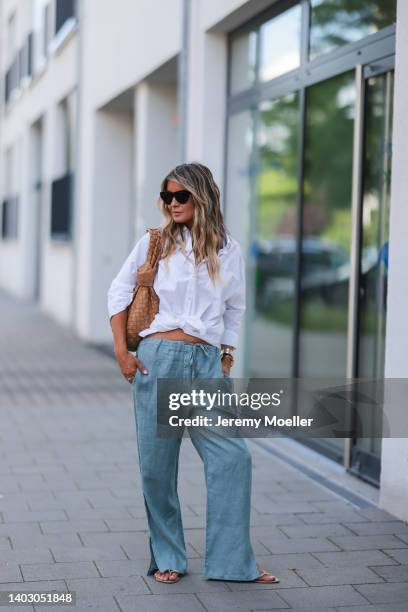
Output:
[188, 343, 210, 379]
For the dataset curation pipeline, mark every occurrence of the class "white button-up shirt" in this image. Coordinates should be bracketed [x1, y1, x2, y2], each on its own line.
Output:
[107, 225, 246, 349]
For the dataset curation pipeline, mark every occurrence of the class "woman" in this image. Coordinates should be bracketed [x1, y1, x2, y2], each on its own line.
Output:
[107, 162, 279, 585]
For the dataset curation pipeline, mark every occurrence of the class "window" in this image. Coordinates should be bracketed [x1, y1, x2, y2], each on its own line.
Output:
[55, 0, 76, 35]
[43, 3, 51, 56]
[7, 12, 16, 66]
[1, 197, 19, 239]
[259, 4, 302, 82]
[310, 0, 397, 60]
[50, 92, 76, 239]
[1, 147, 19, 240]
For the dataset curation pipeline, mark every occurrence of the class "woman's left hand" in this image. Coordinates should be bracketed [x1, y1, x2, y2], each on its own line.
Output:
[221, 356, 233, 375]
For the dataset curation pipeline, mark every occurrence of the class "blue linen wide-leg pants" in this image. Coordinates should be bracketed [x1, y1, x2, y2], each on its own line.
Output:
[131, 337, 259, 581]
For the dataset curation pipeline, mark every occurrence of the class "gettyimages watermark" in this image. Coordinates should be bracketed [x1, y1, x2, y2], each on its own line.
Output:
[154, 377, 408, 438]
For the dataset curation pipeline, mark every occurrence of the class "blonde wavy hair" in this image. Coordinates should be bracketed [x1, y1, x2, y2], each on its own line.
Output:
[157, 162, 230, 285]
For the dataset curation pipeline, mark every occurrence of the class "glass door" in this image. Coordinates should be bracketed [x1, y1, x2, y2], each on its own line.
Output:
[250, 92, 300, 378]
[348, 60, 394, 485]
[297, 70, 356, 463]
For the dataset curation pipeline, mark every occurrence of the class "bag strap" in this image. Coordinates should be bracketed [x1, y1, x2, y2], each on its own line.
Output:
[145, 227, 163, 268]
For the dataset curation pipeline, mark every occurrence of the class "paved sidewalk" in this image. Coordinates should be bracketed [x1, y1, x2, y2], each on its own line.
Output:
[0, 291, 408, 611]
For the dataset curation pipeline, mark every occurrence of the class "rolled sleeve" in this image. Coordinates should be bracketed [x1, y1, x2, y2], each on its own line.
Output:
[221, 243, 246, 348]
[107, 232, 150, 321]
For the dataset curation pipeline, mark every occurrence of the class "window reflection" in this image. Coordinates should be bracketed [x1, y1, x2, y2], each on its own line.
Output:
[297, 71, 356, 461]
[230, 29, 257, 94]
[310, 0, 396, 60]
[251, 93, 299, 377]
[259, 4, 301, 82]
[358, 71, 393, 378]
[299, 71, 356, 378]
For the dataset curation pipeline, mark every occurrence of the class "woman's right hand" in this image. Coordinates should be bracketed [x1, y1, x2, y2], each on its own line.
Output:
[115, 350, 148, 383]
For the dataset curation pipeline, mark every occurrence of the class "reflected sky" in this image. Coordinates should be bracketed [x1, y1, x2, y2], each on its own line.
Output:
[310, 0, 396, 59]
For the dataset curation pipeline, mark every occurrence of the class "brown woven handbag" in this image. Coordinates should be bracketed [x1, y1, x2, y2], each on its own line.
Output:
[126, 228, 163, 351]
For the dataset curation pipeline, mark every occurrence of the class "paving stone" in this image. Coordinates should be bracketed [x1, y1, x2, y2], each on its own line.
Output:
[94, 559, 149, 577]
[40, 477, 80, 491]
[28, 499, 93, 512]
[0, 523, 43, 538]
[0, 561, 23, 583]
[395, 533, 408, 545]
[313, 550, 400, 567]
[252, 501, 320, 514]
[257, 609, 337, 612]
[253, 608, 337, 612]
[278, 523, 355, 538]
[20, 562, 100, 581]
[34, 597, 120, 612]
[342, 521, 408, 536]
[250, 512, 306, 527]
[117, 593, 208, 612]
[10, 532, 83, 549]
[254, 552, 327, 569]
[66, 576, 150, 598]
[50, 545, 127, 562]
[39, 520, 108, 534]
[64, 506, 134, 520]
[0, 580, 67, 593]
[276, 584, 368, 608]
[369, 564, 408, 582]
[329, 534, 408, 550]
[0, 537, 12, 550]
[256, 536, 341, 554]
[76, 531, 149, 549]
[297, 511, 368, 524]
[357, 508, 402, 522]
[251, 525, 304, 538]
[295, 565, 384, 586]
[264, 490, 337, 503]
[0, 606, 34, 612]
[0, 548, 54, 564]
[195, 589, 288, 610]
[353, 582, 408, 604]
[383, 548, 408, 564]
[309, 500, 358, 512]
[102, 518, 148, 532]
[333, 604, 408, 612]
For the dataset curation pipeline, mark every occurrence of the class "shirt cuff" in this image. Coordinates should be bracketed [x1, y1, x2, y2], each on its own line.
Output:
[220, 329, 239, 348]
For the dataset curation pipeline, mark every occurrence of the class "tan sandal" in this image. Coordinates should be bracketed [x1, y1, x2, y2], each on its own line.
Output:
[254, 567, 280, 583]
[154, 569, 183, 583]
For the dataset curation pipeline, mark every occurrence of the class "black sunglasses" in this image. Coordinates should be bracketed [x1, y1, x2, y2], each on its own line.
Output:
[160, 190, 191, 205]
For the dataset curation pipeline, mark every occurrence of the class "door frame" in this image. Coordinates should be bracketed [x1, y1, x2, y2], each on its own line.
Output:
[344, 55, 395, 485]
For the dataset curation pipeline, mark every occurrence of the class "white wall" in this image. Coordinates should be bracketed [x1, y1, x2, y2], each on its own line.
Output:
[134, 81, 179, 238]
[85, 109, 134, 340]
[380, 0, 408, 522]
[82, 0, 182, 109]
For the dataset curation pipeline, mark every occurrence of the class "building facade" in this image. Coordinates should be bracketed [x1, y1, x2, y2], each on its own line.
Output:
[1, 0, 407, 521]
